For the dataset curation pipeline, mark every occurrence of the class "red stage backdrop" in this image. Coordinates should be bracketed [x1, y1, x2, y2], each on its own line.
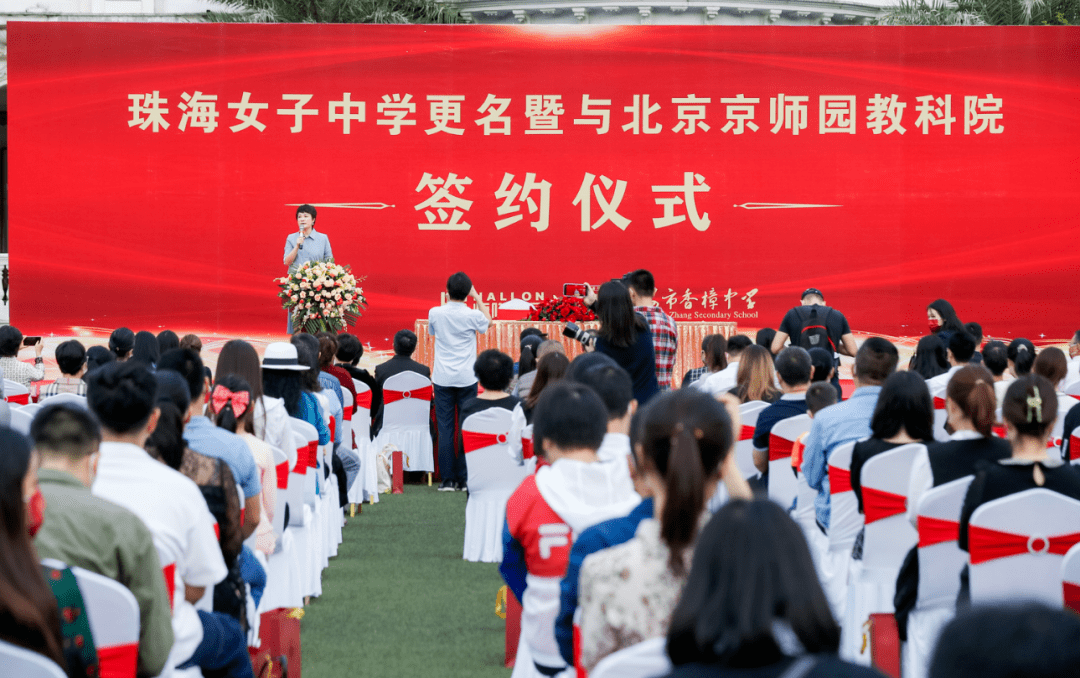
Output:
[8, 24, 1080, 346]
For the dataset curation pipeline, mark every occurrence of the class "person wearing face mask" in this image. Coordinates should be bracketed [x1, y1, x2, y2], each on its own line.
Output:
[32, 403, 175, 678]
[925, 299, 965, 347]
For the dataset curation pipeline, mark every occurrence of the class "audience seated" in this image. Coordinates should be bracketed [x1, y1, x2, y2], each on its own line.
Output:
[926, 331, 977, 394]
[130, 331, 160, 371]
[680, 334, 719, 388]
[88, 361, 253, 678]
[316, 333, 361, 502]
[664, 499, 884, 678]
[569, 361, 637, 464]
[41, 340, 87, 399]
[0, 427, 68, 673]
[981, 340, 1012, 405]
[1034, 347, 1078, 424]
[849, 371, 934, 514]
[372, 329, 428, 436]
[752, 347, 812, 475]
[514, 337, 565, 399]
[84, 345, 116, 375]
[909, 335, 949, 381]
[265, 341, 331, 447]
[160, 348, 261, 540]
[156, 330, 180, 355]
[109, 327, 135, 362]
[578, 388, 746, 671]
[461, 349, 519, 420]
[293, 334, 344, 447]
[512, 334, 542, 398]
[510, 352, 570, 465]
[1007, 338, 1035, 378]
[695, 335, 750, 397]
[32, 403, 174, 677]
[0, 325, 45, 388]
[179, 333, 213, 383]
[808, 347, 843, 401]
[929, 604, 1080, 678]
[756, 327, 777, 356]
[216, 339, 291, 457]
[965, 322, 984, 364]
[790, 383, 839, 473]
[501, 381, 641, 677]
[730, 345, 781, 404]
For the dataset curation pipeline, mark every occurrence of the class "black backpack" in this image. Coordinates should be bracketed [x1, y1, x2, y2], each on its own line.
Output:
[794, 305, 836, 353]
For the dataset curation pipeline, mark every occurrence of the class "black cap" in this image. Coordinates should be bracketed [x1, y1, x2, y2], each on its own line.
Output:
[802, 288, 824, 300]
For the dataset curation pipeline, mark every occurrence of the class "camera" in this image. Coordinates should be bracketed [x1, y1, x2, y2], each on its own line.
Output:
[563, 322, 597, 349]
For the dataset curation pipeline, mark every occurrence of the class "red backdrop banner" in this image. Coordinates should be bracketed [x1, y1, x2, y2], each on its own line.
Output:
[8, 24, 1079, 345]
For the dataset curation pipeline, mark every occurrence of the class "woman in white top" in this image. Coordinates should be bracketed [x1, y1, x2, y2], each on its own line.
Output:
[215, 340, 291, 454]
[1033, 347, 1079, 446]
[577, 389, 751, 671]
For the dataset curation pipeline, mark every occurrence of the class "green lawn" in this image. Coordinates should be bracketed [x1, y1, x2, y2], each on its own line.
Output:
[300, 486, 513, 677]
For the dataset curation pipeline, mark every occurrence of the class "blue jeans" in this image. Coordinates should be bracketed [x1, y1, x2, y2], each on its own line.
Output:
[433, 383, 476, 484]
[178, 610, 255, 678]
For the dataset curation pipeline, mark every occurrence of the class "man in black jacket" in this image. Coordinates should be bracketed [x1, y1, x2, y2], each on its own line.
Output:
[372, 330, 432, 437]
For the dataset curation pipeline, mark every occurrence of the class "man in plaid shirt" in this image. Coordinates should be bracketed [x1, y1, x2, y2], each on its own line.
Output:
[625, 270, 678, 390]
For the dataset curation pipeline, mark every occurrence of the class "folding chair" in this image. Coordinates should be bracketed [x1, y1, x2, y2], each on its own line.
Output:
[968, 488, 1080, 607]
[734, 401, 770, 479]
[378, 371, 434, 473]
[462, 408, 529, 563]
[0, 639, 67, 678]
[767, 414, 811, 508]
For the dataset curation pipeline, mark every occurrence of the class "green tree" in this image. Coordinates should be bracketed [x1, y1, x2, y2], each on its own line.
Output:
[879, 0, 1080, 24]
[206, 0, 460, 23]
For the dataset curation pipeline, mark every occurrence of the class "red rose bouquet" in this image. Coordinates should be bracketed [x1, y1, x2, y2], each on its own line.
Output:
[276, 258, 367, 333]
[527, 296, 596, 323]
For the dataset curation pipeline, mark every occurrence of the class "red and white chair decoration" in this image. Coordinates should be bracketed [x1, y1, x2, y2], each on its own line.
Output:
[38, 560, 141, 678]
[0, 639, 67, 678]
[290, 418, 320, 509]
[827, 441, 863, 553]
[521, 424, 539, 473]
[377, 371, 434, 473]
[1062, 543, 1080, 614]
[930, 385, 950, 442]
[860, 444, 924, 580]
[288, 420, 324, 599]
[767, 414, 811, 508]
[904, 475, 975, 678]
[1064, 380, 1080, 402]
[350, 381, 379, 504]
[462, 408, 529, 562]
[5, 378, 30, 405]
[260, 444, 304, 614]
[588, 636, 671, 678]
[734, 401, 770, 479]
[968, 488, 1080, 607]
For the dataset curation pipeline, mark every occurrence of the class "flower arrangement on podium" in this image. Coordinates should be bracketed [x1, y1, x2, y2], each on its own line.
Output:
[526, 296, 596, 323]
[277, 258, 367, 334]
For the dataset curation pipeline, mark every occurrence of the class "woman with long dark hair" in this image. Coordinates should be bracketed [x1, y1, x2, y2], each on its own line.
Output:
[909, 335, 950, 381]
[592, 281, 660, 405]
[510, 352, 570, 465]
[216, 339, 290, 455]
[262, 342, 330, 447]
[129, 331, 160, 370]
[578, 388, 746, 671]
[664, 499, 883, 677]
[926, 299, 964, 345]
[1006, 338, 1036, 378]
[850, 371, 935, 512]
[0, 429, 66, 671]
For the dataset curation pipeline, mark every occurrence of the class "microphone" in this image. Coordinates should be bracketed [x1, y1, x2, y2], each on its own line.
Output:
[298, 228, 304, 250]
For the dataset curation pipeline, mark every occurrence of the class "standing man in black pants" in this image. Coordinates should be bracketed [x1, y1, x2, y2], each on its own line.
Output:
[428, 272, 493, 491]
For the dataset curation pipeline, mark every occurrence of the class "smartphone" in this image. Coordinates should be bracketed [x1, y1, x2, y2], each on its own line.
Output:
[563, 283, 589, 298]
[22, 336, 41, 347]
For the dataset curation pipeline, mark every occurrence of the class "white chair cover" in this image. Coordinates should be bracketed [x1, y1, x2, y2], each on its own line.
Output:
[588, 637, 671, 678]
[462, 408, 529, 562]
[10, 406, 32, 435]
[289, 418, 319, 507]
[767, 414, 811, 508]
[902, 475, 975, 678]
[349, 381, 377, 504]
[378, 371, 434, 472]
[40, 392, 88, 408]
[1062, 542, 1080, 613]
[4, 378, 30, 404]
[827, 441, 862, 552]
[860, 443, 924, 580]
[22, 403, 43, 415]
[734, 401, 770, 479]
[968, 488, 1080, 607]
[268, 445, 291, 538]
[0, 639, 67, 678]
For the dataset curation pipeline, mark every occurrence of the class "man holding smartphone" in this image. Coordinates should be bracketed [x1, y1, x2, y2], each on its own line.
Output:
[283, 204, 334, 332]
[0, 325, 45, 389]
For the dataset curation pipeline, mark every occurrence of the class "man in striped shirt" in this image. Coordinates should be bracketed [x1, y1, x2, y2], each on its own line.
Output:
[625, 270, 678, 390]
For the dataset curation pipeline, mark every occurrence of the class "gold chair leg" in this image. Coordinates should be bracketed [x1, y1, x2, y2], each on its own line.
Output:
[427, 472, 432, 487]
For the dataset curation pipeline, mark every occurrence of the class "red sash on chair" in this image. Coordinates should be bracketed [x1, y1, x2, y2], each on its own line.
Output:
[1064, 582, 1080, 614]
[768, 434, 794, 462]
[463, 430, 510, 453]
[307, 441, 318, 468]
[829, 466, 852, 494]
[97, 643, 139, 678]
[384, 385, 433, 404]
[275, 462, 290, 489]
[162, 563, 176, 612]
[1071, 435, 1080, 462]
[863, 487, 907, 524]
[992, 424, 1007, 438]
[7, 392, 29, 405]
[968, 525, 1080, 565]
[933, 396, 946, 409]
[739, 425, 755, 441]
[522, 437, 534, 460]
[355, 390, 372, 410]
[917, 516, 960, 548]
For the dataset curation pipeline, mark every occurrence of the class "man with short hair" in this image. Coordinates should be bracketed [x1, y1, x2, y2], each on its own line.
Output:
[41, 340, 88, 398]
[965, 322, 984, 364]
[159, 348, 261, 539]
[696, 334, 752, 396]
[771, 288, 858, 391]
[501, 381, 640, 677]
[926, 330, 977, 396]
[33, 403, 175, 678]
[89, 362, 252, 678]
[752, 347, 813, 474]
[570, 362, 638, 467]
[625, 269, 678, 391]
[0, 324, 44, 388]
[372, 329, 429, 436]
[428, 272, 493, 491]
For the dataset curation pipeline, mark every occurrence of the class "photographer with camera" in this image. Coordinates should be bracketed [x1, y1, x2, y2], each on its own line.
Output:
[578, 282, 660, 406]
[0, 325, 44, 390]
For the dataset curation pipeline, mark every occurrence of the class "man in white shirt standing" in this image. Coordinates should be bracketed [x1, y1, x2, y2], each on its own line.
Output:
[89, 361, 255, 678]
[428, 271, 493, 491]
